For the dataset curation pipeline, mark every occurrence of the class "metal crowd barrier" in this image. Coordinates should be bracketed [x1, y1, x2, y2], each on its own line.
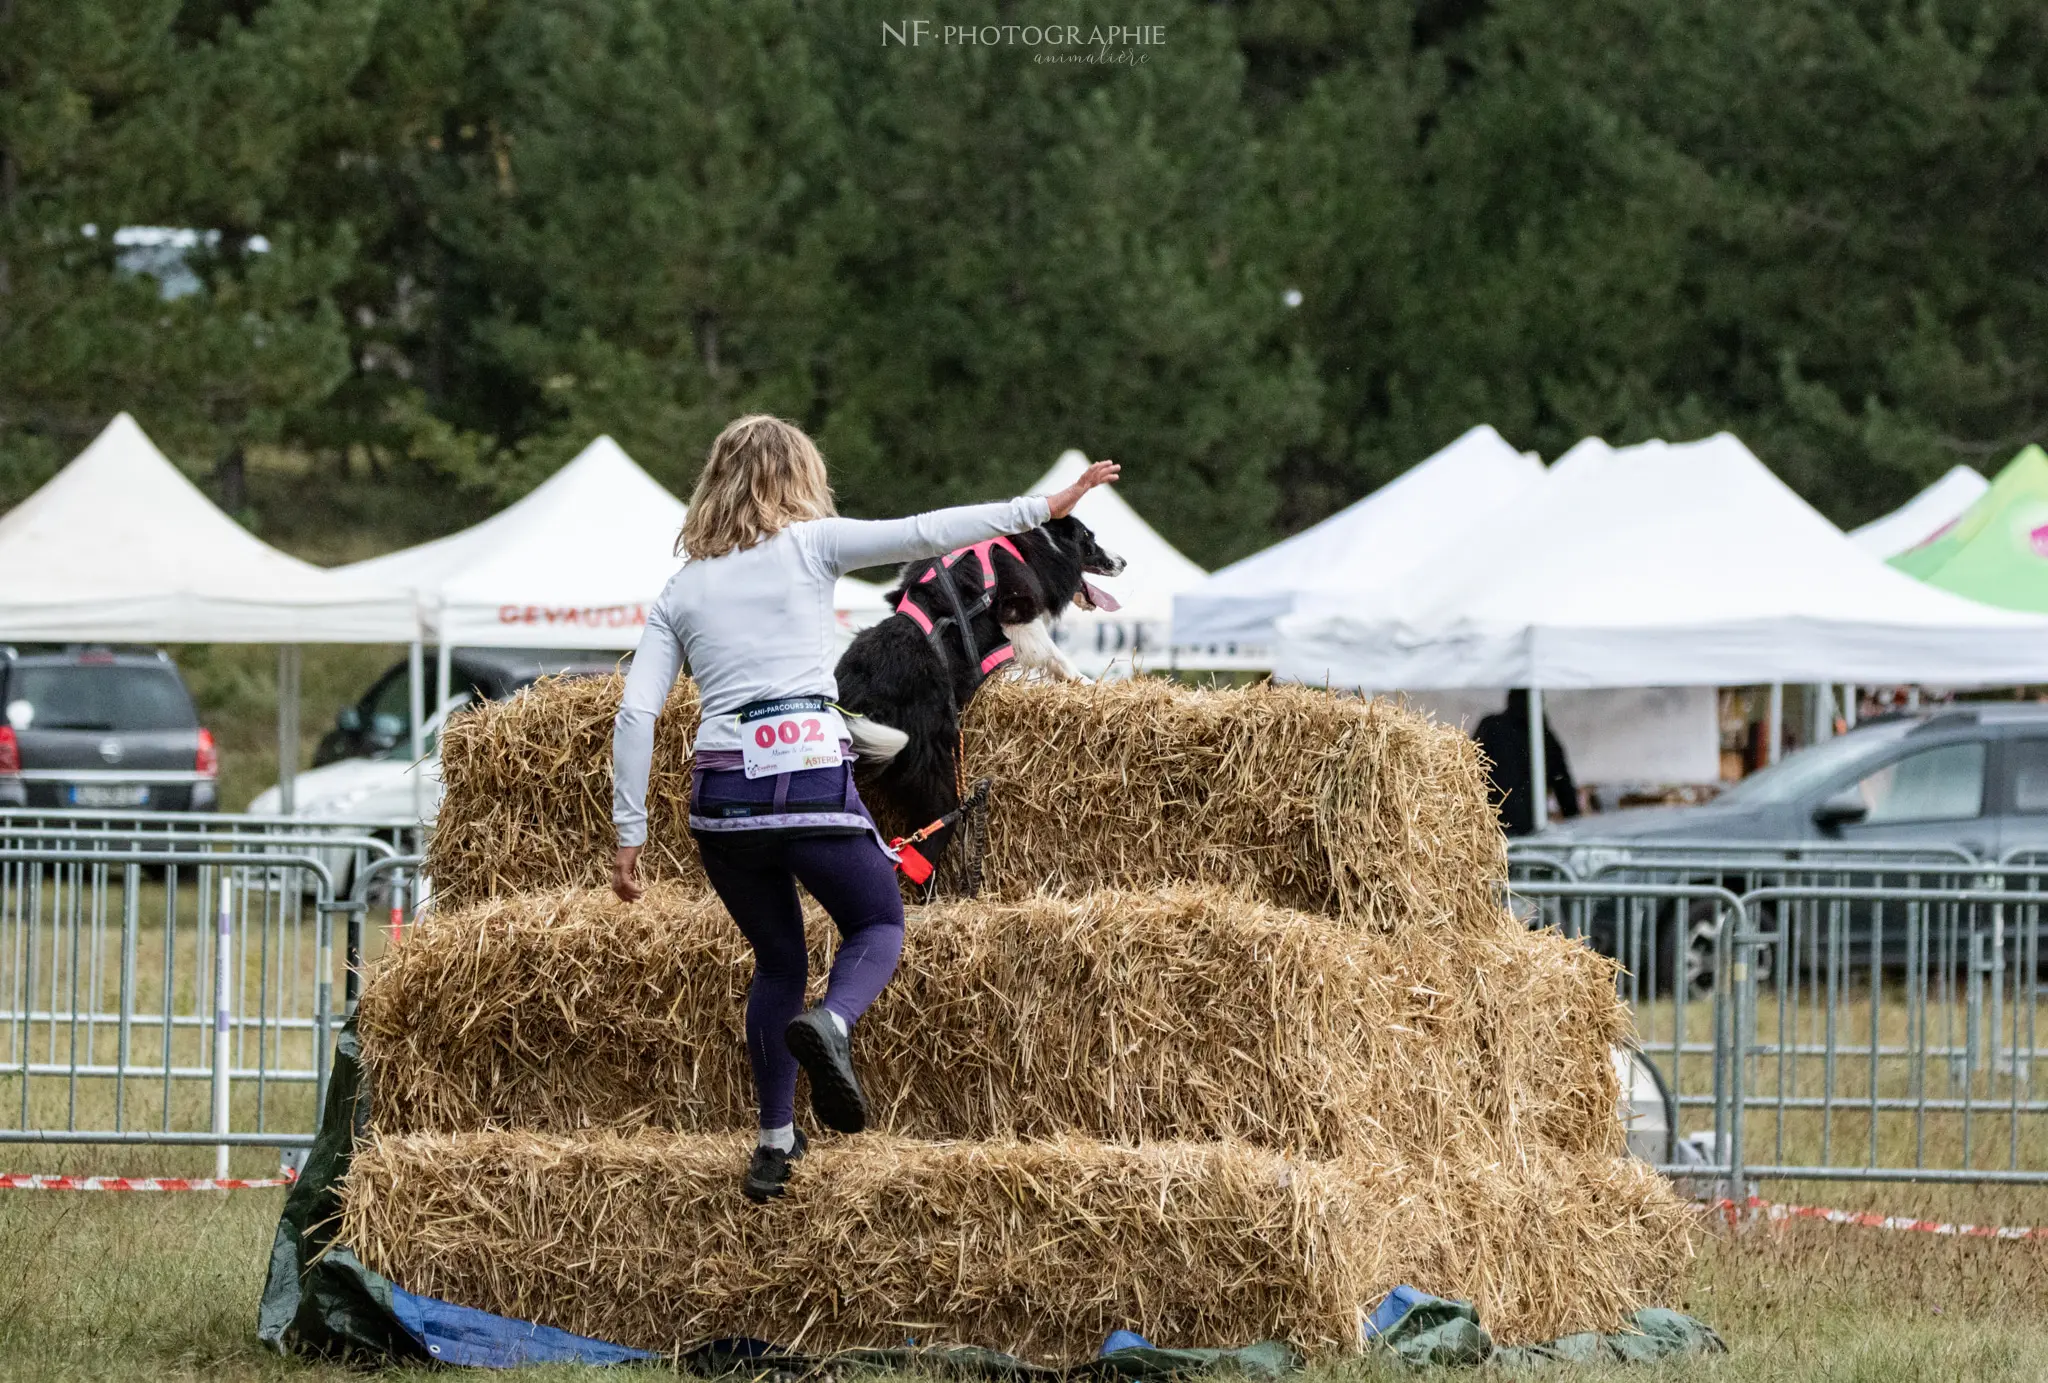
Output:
[0, 814, 427, 1168]
[1511, 839, 2048, 1189]
[7, 814, 2048, 1191]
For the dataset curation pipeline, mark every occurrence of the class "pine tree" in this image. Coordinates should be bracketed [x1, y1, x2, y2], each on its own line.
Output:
[0, 0, 372, 508]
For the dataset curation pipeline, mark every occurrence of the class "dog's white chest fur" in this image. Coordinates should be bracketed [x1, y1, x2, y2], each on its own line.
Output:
[1001, 616, 1083, 681]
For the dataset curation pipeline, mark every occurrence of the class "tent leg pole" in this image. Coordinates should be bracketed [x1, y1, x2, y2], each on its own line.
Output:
[1811, 683, 1831, 743]
[435, 641, 454, 731]
[1844, 684, 1857, 730]
[408, 640, 426, 827]
[1527, 686, 1547, 833]
[276, 647, 300, 816]
[1766, 682, 1784, 765]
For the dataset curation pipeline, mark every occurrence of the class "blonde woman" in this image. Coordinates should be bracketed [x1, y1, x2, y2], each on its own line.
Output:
[612, 414, 1117, 1201]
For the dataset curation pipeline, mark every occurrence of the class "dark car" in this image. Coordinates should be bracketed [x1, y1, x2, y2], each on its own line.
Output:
[314, 646, 624, 765]
[1529, 703, 2048, 991]
[1538, 704, 2048, 859]
[0, 648, 217, 812]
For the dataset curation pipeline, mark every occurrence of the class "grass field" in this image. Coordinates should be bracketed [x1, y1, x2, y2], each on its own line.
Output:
[7, 1184, 2048, 1382]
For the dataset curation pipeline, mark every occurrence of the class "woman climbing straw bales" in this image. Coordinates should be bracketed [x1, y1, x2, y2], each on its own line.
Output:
[610, 413, 1118, 1201]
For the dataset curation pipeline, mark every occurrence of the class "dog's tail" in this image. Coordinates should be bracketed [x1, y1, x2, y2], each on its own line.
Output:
[844, 713, 909, 766]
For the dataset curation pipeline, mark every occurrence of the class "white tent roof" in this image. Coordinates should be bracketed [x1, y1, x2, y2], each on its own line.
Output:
[1172, 425, 1544, 653]
[344, 436, 886, 649]
[1848, 465, 1990, 559]
[0, 414, 416, 643]
[1027, 450, 1207, 676]
[1275, 433, 2048, 689]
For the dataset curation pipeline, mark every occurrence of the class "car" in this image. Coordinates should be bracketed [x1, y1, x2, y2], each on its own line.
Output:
[314, 646, 623, 765]
[0, 647, 218, 814]
[1530, 703, 2048, 991]
[1537, 703, 2048, 859]
[250, 707, 452, 826]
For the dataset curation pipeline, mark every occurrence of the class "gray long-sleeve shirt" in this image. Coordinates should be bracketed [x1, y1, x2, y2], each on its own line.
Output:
[611, 497, 1051, 847]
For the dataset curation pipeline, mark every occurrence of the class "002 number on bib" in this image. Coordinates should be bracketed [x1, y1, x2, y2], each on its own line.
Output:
[737, 699, 846, 779]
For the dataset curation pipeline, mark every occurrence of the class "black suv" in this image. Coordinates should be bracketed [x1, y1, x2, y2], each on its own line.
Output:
[0, 648, 217, 812]
[314, 647, 623, 765]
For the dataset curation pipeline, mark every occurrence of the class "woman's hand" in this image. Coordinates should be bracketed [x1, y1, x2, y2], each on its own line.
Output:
[1045, 460, 1121, 519]
[612, 845, 645, 902]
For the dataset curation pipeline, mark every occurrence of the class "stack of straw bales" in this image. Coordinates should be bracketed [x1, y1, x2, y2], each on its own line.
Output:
[424, 676, 1504, 925]
[351, 675, 1693, 1362]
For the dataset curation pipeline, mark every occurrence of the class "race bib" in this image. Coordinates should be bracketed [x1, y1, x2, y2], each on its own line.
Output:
[737, 697, 848, 779]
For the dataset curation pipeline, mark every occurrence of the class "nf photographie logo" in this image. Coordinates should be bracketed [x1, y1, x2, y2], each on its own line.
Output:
[882, 20, 1166, 65]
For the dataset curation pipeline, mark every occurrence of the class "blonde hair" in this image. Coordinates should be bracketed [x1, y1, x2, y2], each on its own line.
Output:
[677, 414, 836, 559]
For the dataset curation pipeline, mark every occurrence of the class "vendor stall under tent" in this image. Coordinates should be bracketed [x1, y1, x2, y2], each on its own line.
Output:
[1849, 465, 1991, 560]
[1171, 425, 1544, 661]
[1026, 450, 1209, 677]
[1275, 432, 2048, 826]
[1397, 687, 1721, 794]
[0, 413, 420, 813]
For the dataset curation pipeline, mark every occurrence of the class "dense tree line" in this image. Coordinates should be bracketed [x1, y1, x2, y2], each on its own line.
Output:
[3, 1, 2043, 564]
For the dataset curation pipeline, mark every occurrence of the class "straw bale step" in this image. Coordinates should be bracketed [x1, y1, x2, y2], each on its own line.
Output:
[340, 1129, 1694, 1361]
[424, 675, 1505, 925]
[358, 884, 1628, 1162]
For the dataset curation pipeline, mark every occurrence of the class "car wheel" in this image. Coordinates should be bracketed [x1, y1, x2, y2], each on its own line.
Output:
[1658, 899, 1770, 1000]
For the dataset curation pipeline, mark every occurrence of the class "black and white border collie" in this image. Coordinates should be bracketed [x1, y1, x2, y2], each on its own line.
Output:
[834, 515, 1125, 863]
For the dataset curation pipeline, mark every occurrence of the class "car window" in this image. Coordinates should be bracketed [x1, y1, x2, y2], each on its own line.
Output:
[2011, 739, 2048, 815]
[365, 669, 413, 738]
[1716, 722, 1914, 805]
[1852, 742, 1986, 824]
[376, 693, 470, 760]
[6, 666, 196, 732]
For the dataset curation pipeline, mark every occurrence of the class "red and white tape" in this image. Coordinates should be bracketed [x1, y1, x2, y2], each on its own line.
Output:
[1715, 1194, 2048, 1241]
[0, 1171, 296, 1192]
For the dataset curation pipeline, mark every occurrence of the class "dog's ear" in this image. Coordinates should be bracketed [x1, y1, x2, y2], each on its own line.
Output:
[989, 541, 1043, 625]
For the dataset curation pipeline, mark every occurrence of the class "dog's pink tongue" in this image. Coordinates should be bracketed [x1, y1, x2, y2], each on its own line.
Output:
[1081, 579, 1121, 612]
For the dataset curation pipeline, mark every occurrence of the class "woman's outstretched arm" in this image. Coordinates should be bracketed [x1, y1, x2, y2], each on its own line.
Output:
[806, 461, 1120, 575]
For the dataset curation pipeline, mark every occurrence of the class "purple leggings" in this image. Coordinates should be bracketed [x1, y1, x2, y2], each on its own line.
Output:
[693, 776, 905, 1129]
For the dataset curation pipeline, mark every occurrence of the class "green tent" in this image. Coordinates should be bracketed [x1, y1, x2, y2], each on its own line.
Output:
[1890, 446, 2048, 609]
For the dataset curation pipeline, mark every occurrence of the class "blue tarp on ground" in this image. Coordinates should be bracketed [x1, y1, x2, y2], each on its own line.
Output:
[387, 1284, 657, 1367]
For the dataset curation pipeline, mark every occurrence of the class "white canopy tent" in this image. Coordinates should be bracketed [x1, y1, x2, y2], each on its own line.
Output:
[1170, 428, 1713, 785]
[343, 435, 885, 652]
[0, 413, 421, 813]
[0, 414, 416, 643]
[1171, 425, 1545, 661]
[1025, 450, 1208, 677]
[1275, 433, 2048, 823]
[1848, 465, 1990, 559]
[1274, 433, 2048, 690]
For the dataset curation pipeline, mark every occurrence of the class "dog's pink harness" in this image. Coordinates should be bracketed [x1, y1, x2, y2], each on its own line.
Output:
[894, 536, 1024, 681]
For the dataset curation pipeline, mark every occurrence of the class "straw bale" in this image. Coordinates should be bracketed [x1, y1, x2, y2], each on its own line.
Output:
[356, 883, 1623, 1163]
[1460, 925, 1631, 1158]
[423, 674, 1505, 926]
[342, 1131, 1400, 1363]
[1376, 1144, 1698, 1344]
[341, 1131, 1695, 1357]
